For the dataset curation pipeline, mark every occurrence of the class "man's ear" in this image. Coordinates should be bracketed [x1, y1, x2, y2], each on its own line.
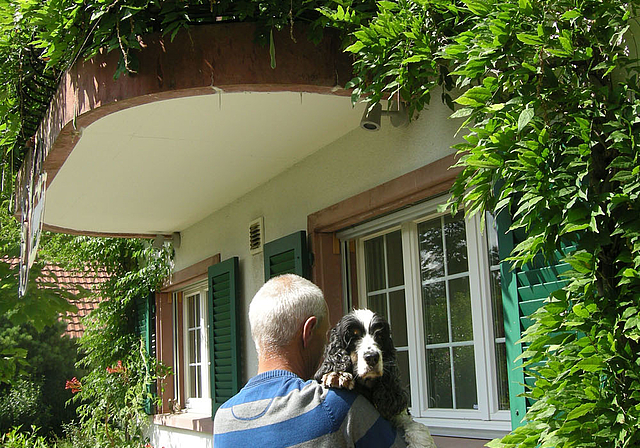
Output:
[302, 316, 317, 348]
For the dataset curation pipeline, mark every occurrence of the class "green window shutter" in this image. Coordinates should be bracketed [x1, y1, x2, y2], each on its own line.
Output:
[496, 211, 573, 429]
[208, 257, 241, 417]
[134, 293, 156, 414]
[263, 230, 310, 280]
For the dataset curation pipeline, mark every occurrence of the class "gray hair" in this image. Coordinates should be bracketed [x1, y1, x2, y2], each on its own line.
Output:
[249, 274, 328, 356]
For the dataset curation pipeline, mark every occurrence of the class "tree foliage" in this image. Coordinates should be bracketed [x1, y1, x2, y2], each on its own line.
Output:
[45, 235, 173, 447]
[0, 319, 81, 437]
[329, 0, 640, 446]
[0, 185, 77, 383]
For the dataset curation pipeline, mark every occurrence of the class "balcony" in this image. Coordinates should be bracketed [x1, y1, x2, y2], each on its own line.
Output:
[35, 22, 362, 237]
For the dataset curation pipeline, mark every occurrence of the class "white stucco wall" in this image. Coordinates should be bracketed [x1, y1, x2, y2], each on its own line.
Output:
[173, 98, 461, 381]
[148, 421, 213, 448]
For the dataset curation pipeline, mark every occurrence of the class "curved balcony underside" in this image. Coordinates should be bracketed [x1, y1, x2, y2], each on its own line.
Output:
[38, 22, 362, 237]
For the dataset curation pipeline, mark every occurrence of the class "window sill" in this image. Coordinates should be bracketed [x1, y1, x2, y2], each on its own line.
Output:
[417, 417, 511, 440]
[153, 411, 213, 433]
[431, 436, 491, 448]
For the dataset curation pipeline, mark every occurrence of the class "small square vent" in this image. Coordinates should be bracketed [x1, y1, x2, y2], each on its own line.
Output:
[249, 217, 264, 255]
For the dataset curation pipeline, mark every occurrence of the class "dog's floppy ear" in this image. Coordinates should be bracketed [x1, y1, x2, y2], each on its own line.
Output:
[314, 325, 353, 382]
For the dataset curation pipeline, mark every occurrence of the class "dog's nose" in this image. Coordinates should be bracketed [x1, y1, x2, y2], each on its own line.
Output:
[364, 351, 380, 366]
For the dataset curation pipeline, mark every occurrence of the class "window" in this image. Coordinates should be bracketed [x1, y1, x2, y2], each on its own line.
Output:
[174, 282, 211, 412]
[163, 257, 240, 418]
[339, 197, 511, 437]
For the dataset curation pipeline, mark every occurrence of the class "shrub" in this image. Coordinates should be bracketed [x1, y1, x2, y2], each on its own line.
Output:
[0, 318, 81, 436]
[0, 426, 49, 448]
[0, 379, 50, 433]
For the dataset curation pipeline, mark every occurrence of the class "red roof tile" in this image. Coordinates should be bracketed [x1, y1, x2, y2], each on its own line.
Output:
[3, 258, 108, 338]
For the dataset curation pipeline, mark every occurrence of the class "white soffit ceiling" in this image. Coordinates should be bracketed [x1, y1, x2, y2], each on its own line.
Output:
[44, 91, 363, 235]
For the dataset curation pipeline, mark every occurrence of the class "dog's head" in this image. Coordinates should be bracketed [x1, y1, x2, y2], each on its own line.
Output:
[327, 309, 396, 382]
[315, 309, 408, 419]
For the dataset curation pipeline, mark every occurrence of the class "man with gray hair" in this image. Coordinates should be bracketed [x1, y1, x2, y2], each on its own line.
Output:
[213, 274, 406, 447]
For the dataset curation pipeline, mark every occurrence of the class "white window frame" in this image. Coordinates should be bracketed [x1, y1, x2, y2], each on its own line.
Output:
[338, 196, 511, 438]
[172, 292, 181, 407]
[180, 281, 211, 413]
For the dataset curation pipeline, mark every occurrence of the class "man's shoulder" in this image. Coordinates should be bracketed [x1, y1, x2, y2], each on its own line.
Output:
[322, 386, 377, 418]
[213, 374, 350, 447]
[220, 371, 311, 408]
[215, 377, 405, 448]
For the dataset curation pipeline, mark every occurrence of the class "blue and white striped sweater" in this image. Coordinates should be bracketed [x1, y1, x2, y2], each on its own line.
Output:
[213, 370, 406, 448]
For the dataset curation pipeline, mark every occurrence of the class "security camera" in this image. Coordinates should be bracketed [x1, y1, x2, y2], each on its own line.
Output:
[359, 101, 408, 131]
[360, 103, 382, 131]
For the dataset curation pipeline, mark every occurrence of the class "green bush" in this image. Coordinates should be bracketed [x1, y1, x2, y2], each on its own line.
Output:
[0, 426, 49, 448]
[55, 422, 106, 448]
[0, 318, 81, 437]
[0, 379, 50, 432]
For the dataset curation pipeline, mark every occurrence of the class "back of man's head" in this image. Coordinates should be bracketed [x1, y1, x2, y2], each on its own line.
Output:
[249, 274, 327, 357]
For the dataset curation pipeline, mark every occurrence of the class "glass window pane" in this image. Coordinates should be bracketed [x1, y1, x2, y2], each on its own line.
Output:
[188, 296, 196, 327]
[346, 240, 360, 308]
[194, 294, 201, 324]
[444, 213, 468, 275]
[196, 367, 202, 398]
[453, 345, 478, 410]
[386, 230, 404, 288]
[426, 348, 452, 409]
[365, 236, 386, 292]
[422, 281, 448, 345]
[188, 330, 196, 364]
[189, 365, 197, 397]
[486, 212, 500, 267]
[368, 293, 387, 320]
[496, 342, 510, 410]
[418, 219, 444, 280]
[491, 270, 505, 339]
[389, 290, 408, 347]
[449, 277, 473, 342]
[194, 328, 201, 363]
[397, 350, 411, 406]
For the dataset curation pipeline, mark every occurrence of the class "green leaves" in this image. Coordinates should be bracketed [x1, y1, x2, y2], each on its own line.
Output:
[516, 33, 543, 46]
[432, 0, 640, 445]
[561, 10, 581, 20]
[346, 40, 365, 53]
[462, 0, 493, 16]
[574, 355, 605, 373]
[269, 28, 276, 69]
[455, 85, 493, 107]
[517, 108, 534, 133]
[47, 235, 173, 444]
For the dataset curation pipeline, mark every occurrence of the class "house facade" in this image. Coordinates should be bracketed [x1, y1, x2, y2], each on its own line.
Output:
[148, 119, 513, 448]
[26, 21, 557, 448]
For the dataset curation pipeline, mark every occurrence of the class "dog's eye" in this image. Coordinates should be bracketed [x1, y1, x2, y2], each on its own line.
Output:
[373, 326, 388, 340]
[351, 328, 361, 338]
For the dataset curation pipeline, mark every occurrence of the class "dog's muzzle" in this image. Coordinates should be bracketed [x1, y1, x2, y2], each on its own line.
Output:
[364, 351, 380, 368]
[355, 335, 384, 379]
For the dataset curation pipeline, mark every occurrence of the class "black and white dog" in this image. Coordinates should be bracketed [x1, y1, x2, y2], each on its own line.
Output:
[315, 309, 436, 448]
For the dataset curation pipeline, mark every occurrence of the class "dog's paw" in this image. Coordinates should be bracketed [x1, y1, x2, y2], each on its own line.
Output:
[322, 372, 355, 390]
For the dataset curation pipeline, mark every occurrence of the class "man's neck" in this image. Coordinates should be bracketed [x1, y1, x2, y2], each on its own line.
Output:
[257, 351, 307, 379]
